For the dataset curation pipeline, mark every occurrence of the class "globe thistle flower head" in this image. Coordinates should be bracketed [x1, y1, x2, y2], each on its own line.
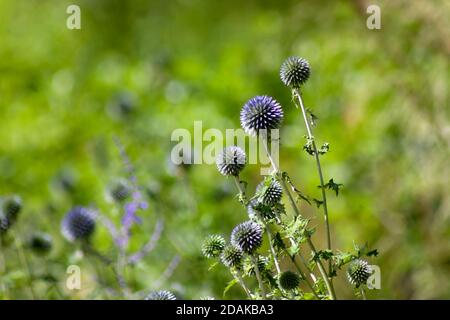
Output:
[240, 95, 284, 136]
[231, 220, 263, 254]
[279, 271, 301, 291]
[216, 146, 246, 176]
[145, 290, 177, 300]
[3, 195, 22, 223]
[347, 259, 372, 287]
[280, 56, 311, 88]
[28, 232, 53, 254]
[201, 234, 226, 258]
[220, 244, 243, 269]
[247, 199, 276, 221]
[109, 179, 132, 202]
[256, 179, 283, 207]
[61, 206, 96, 242]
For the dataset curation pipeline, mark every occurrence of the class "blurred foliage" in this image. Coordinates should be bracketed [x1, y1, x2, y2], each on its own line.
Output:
[0, 0, 449, 299]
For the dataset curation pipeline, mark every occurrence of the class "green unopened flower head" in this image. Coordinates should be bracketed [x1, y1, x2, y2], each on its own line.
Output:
[28, 232, 53, 254]
[231, 221, 263, 254]
[220, 244, 243, 268]
[109, 179, 132, 202]
[280, 56, 311, 88]
[3, 195, 22, 224]
[347, 259, 372, 287]
[247, 255, 269, 276]
[279, 271, 301, 291]
[247, 199, 276, 221]
[216, 146, 246, 176]
[145, 290, 177, 300]
[201, 234, 226, 258]
[256, 179, 283, 207]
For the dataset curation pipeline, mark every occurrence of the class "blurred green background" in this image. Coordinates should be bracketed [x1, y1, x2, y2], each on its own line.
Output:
[0, 0, 449, 299]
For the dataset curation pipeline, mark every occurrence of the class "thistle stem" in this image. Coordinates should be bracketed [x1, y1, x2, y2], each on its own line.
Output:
[292, 89, 333, 275]
[282, 247, 319, 299]
[260, 135, 336, 299]
[251, 254, 267, 299]
[233, 176, 247, 204]
[13, 231, 36, 299]
[232, 270, 252, 299]
[264, 224, 281, 276]
[0, 236, 10, 299]
[360, 287, 367, 300]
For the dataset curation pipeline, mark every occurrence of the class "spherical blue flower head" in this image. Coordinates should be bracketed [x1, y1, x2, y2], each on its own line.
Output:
[280, 56, 311, 88]
[216, 146, 247, 176]
[231, 220, 263, 254]
[145, 290, 177, 300]
[240, 95, 284, 136]
[61, 206, 96, 242]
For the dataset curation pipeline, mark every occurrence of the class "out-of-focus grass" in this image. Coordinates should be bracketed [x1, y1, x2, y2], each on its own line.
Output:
[0, 0, 448, 299]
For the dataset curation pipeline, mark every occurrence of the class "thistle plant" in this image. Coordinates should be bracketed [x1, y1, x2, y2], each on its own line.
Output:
[202, 57, 378, 300]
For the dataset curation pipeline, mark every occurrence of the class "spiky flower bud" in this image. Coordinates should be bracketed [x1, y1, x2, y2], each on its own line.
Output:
[28, 232, 53, 254]
[202, 234, 226, 258]
[145, 290, 177, 300]
[231, 221, 263, 254]
[220, 244, 243, 268]
[280, 56, 311, 88]
[256, 179, 283, 207]
[3, 195, 22, 223]
[279, 271, 301, 291]
[109, 180, 132, 202]
[247, 255, 270, 276]
[247, 199, 276, 221]
[347, 259, 372, 287]
[61, 206, 96, 242]
[0, 215, 9, 234]
[240, 95, 284, 136]
[216, 146, 246, 176]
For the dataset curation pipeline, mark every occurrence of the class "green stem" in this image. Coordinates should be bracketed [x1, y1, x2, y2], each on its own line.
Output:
[264, 224, 281, 276]
[260, 135, 336, 300]
[251, 254, 267, 299]
[282, 247, 319, 299]
[293, 89, 332, 274]
[360, 287, 367, 300]
[0, 236, 10, 299]
[232, 270, 252, 299]
[13, 231, 36, 299]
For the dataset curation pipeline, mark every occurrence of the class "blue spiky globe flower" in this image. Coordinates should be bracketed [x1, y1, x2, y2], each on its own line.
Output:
[256, 179, 283, 207]
[220, 244, 243, 268]
[0, 215, 9, 234]
[280, 56, 311, 88]
[347, 259, 372, 287]
[247, 199, 276, 221]
[202, 234, 226, 258]
[61, 206, 96, 242]
[240, 95, 284, 136]
[216, 146, 246, 176]
[279, 271, 301, 291]
[231, 221, 263, 254]
[145, 290, 177, 300]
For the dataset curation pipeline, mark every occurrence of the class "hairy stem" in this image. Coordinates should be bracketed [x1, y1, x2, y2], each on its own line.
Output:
[264, 224, 281, 276]
[292, 89, 332, 275]
[232, 270, 252, 299]
[251, 254, 267, 299]
[261, 135, 336, 299]
[13, 231, 36, 299]
[360, 287, 367, 300]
